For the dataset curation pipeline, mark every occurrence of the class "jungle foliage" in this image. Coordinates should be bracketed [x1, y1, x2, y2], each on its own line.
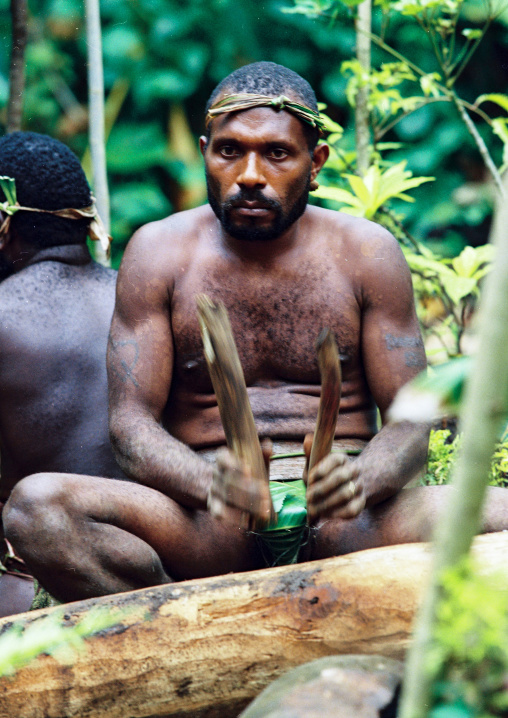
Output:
[1, 0, 508, 267]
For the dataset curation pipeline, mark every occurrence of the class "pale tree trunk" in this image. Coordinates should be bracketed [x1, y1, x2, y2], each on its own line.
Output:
[85, 0, 111, 266]
[7, 0, 27, 133]
[354, 0, 371, 176]
[398, 173, 508, 717]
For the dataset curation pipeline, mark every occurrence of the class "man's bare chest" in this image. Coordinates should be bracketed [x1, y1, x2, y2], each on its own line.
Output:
[170, 260, 361, 390]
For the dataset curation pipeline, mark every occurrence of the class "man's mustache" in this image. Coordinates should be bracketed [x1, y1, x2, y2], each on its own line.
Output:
[223, 190, 281, 212]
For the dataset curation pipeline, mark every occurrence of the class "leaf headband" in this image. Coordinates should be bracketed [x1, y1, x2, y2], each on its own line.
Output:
[0, 175, 111, 254]
[206, 93, 326, 134]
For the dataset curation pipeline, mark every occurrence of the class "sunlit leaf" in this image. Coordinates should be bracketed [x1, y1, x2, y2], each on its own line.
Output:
[475, 93, 508, 113]
[389, 357, 472, 422]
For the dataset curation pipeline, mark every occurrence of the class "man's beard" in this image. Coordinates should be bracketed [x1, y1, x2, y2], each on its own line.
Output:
[206, 173, 310, 242]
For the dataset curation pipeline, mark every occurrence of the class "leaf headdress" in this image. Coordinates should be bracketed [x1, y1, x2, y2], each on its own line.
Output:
[0, 176, 111, 254]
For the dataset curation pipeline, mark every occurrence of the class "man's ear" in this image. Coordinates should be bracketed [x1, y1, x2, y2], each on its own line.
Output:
[199, 136, 208, 157]
[310, 142, 330, 183]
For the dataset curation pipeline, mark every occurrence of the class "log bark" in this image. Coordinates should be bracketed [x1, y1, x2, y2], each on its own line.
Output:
[0, 533, 507, 718]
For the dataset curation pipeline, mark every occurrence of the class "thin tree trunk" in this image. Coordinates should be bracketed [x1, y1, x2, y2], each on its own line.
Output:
[7, 0, 28, 133]
[451, 93, 505, 199]
[85, 0, 110, 266]
[398, 165, 508, 717]
[355, 0, 371, 176]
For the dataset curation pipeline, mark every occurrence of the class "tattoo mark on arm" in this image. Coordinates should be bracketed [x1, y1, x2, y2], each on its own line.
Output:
[109, 337, 140, 387]
[385, 333, 424, 351]
[404, 350, 426, 368]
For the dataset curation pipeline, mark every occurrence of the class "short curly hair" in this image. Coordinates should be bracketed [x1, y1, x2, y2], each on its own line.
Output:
[0, 131, 92, 248]
[205, 62, 319, 149]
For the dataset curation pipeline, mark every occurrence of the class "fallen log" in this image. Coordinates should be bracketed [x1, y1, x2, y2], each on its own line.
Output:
[0, 532, 507, 718]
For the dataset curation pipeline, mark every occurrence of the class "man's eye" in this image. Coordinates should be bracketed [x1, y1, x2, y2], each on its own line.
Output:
[220, 146, 239, 158]
[268, 148, 288, 160]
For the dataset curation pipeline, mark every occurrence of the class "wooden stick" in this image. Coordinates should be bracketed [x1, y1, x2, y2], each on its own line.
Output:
[196, 295, 272, 517]
[308, 329, 342, 473]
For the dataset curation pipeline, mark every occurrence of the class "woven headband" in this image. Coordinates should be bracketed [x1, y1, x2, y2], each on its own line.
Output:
[206, 93, 326, 134]
[0, 175, 111, 254]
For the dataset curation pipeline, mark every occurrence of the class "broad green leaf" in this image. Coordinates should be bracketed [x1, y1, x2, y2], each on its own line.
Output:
[451, 244, 493, 278]
[102, 26, 145, 62]
[110, 182, 171, 226]
[420, 73, 442, 98]
[134, 69, 195, 105]
[312, 185, 364, 208]
[475, 93, 508, 113]
[345, 172, 373, 207]
[107, 123, 168, 173]
[440, 274, 477, 304]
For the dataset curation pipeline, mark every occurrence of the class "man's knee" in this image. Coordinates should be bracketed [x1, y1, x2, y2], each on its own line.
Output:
[3, 473, 72, 554]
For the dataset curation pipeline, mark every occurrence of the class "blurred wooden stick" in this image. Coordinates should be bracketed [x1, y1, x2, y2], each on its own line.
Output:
[308, 329, 342, 473]
[196, 294, 273, 524]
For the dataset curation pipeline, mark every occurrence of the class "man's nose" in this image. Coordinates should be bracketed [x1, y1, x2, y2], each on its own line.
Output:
[236, 152, 266, 188]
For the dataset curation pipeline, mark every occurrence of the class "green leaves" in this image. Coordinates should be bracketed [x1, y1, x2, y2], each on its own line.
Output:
[0, 607, 124, 677]
[256, 480, 308, 566]
[314, 161, 434, 219]
[475, 93, 508, 114]
[406, 244, 494, 305]
[426, 558, 508, 717]
[389, 357, 471, 422]
[266, 480, 307, 530]
[0, 176, 18, 214]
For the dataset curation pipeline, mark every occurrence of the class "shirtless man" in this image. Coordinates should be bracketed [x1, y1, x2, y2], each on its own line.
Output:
[5, 63, 508, 603]
[0, 131, 125, 615]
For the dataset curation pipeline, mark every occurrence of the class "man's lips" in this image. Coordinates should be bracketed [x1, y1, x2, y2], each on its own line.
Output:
[231, 201, 273, 216]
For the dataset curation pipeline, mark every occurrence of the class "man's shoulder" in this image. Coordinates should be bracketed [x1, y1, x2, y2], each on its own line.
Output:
[126, 205, 215, 257]
[307, 205, 401, 258]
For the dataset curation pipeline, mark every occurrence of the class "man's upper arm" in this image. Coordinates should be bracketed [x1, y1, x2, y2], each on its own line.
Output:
[107, 227, 174, 425]
[359, 229, 426, 422]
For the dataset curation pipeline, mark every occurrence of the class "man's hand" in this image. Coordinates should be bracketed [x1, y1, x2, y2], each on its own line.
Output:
[304, 434, 366, 522]
[207, 440, 274, 530]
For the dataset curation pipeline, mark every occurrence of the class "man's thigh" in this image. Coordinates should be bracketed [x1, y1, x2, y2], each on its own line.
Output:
[57, 475, 267, 580]
[302, 486, 449, 560]
[303, 484, 508, 560]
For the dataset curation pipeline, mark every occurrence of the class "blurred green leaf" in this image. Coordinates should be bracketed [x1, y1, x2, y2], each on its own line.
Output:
[110, 182, 171, 228]
[107, 124, 168, 173]
[133, 69, 196, 106]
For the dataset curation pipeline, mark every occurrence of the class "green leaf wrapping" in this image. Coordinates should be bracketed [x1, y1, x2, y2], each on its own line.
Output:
[256, 480, 308, 567]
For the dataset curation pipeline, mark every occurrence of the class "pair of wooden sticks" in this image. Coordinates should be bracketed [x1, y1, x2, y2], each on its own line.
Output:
[196, 294, 342, 527]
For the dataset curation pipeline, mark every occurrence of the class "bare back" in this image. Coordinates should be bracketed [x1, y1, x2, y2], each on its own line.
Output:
[0, 258, 125, 500]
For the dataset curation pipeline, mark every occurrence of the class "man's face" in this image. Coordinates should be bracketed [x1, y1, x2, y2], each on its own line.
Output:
[202, 107, 315, 242]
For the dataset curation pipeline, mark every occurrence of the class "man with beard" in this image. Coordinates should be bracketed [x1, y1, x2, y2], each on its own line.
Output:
[0, 131, 125, 615]
[5, 63, 508, 602]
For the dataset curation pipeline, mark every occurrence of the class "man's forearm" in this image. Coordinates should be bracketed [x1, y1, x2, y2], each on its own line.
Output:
[355, 420, 431, 507]
[110, 410, 213, 510]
